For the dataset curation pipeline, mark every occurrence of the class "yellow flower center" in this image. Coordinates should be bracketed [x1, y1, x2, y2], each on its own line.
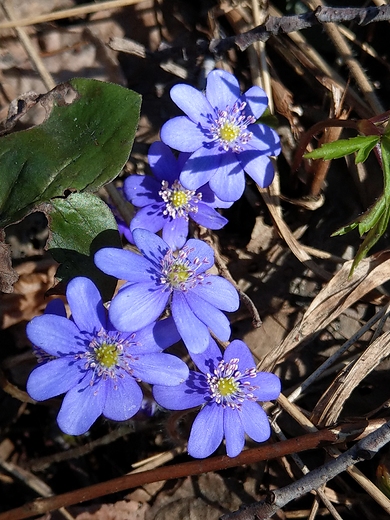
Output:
[95, 343, 118, 368]
[168, 263, 190, 287]
[219, 122, 240, 143]
[171, 190, 189, 209]
[217, 377, 239, 397]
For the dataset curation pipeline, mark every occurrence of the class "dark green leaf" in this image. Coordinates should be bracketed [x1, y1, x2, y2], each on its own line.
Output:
[47, 192, 122, 301]
[358, 196, 387, 236]
[0, 78, 141, 227]
[381, 136, 390, 197]
[355, 138, 378, 163]
[331, 221, 359, 237]
[304, 135, 379, 161]
[256, 108, 279, 129]
[350, 204, 390, 275]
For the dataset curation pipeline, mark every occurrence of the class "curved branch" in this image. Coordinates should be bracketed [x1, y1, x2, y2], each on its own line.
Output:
[210, 6, 390, 54]
[221, 420, 390, 520]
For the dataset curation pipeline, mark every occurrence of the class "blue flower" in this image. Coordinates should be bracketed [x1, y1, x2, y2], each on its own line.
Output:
[124, 141, 230, 250]
[160, 69, 281, 202]
[94, 229, 239, 354]
[26, 277, 189, 436]
[153, 339, 281, 458]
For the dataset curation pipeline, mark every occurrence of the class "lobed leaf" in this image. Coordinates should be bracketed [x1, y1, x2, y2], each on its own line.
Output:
[304, 135, 379, 161]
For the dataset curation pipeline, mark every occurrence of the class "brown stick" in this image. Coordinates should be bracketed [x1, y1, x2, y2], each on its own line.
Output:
[0, 429, 340, 520]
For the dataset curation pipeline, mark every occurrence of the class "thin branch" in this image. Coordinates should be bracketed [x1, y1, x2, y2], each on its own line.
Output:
[0, 429, 343, 520]
[210, 6, 390, 54]
[221, 419, 390, 520]
[0, 0, 144, 30]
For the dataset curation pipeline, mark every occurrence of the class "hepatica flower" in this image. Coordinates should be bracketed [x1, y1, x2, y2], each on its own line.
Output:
[94, 229, 239, 354]
[153, 339, 281, 458]
[160, 69, 281, 202]
[125, 141, 230, 250]
[26, 277, 188, 436]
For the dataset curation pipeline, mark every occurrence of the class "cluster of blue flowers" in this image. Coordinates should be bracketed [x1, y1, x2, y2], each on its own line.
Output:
[26, 70, 281, 459]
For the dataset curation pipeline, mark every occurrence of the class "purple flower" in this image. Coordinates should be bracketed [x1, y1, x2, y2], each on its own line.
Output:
[116, 214, 134, 244]
[26, 277, 188, 436]
[160, 69, 281, 202]
[124, 141, 230, 250]
[153, 339, 281, 458]
[94, 229, 239, 354]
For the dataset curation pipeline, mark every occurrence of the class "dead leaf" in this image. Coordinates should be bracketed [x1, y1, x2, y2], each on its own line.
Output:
[311, 330, 390, 427]
[0, 256, 59, 328]
[259, 250, 390, 371]
[75, 500, 149, 520]
[0, 229, 19, 293]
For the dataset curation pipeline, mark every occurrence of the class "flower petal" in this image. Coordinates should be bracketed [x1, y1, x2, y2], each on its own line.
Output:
[208, 154, 245, 202]
[161, 117, 206, 152]
[224, 340, 256, 371]
[179, 146, 221, 190]
[197, 183, 234, 209]
[148, 141, 181, 183]
[249, 124, 281, 156]
[130, 204, 166, 234]
[44, 298, 66, 317]
[224, 407, 245, 457]
[206, 70, 240, 109]
[67, 277, 106, 333]
[171, 291, 211, 353]
[162, 216, 188, 250]
[191, 275, 239, 312]
[190, 337, 222, 374]
[188, 404, 224, 458]
[109, 283, 170, 332]
[26, 315, 80, 356]
[185, 291, 232, 342]
[170, 83, 214, 123]
[185, 238, 214, 270]
[94, 247, 155, 283]
[240, 401, 271, 442]
[27, 358, 85, 400]
[124, 174, 161, 207]
[103, 377, 143, 421]
[240, 86, 268, 119]
[57, 381, 106, 435]
[116, 218, 134, 243]
[133, 316, 180, 353]
[132, 228, 170, 266]
[238, 152, 275, 189]
[177, 151, 192, 170]
[191, 202, 228, 230]
[153, 372, 207, 410]
[132, 353, 189, 385]
[252, 372, 281, 402]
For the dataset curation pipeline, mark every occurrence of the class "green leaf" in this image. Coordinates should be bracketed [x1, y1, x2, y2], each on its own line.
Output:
[256, 108, 279, 129]
[331, 221, 359, 237]
[381, 136, 390, 198]
[355, 138, 378, 163]
[47, 192, 121, 301]
[332, 195, 386, 239]
[0, 78, 141, 228]
[358, 196, 387, 236]
[304, 135, 379, 161]
[350, 204, 390, 274]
